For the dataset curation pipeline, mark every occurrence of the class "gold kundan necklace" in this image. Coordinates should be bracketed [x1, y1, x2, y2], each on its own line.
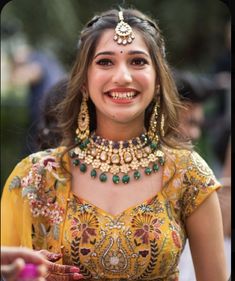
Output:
[69, 133, 165, 184]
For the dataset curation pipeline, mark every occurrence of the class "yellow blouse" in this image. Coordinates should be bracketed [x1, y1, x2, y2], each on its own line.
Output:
[1, 146, 220, 280]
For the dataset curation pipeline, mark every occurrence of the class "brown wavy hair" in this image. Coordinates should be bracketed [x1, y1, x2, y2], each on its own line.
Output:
[56, 8, 191, 150]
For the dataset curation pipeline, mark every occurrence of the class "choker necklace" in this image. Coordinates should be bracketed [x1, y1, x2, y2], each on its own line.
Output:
[69, 133, 165, 184]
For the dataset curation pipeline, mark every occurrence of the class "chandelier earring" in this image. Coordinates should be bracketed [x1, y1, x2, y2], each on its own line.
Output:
[161, 113, 165, 137]
[147, 101, 159, 143]
[147, 85, 161, 143]
[76, 90, 90, 142]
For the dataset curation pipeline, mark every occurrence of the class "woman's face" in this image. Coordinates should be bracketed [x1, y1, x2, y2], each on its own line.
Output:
[87, 28, 156, 129]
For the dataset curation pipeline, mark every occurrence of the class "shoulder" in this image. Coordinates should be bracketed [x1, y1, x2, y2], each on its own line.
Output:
[164, 148, 221, 220]
[5, 147, 69, 225]
[18, 146, 66, 169]
[164, 147, 215, 178]
[7, 146, 68, 192]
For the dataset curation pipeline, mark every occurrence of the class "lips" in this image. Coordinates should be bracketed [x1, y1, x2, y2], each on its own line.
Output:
[105, 88, 139, 101]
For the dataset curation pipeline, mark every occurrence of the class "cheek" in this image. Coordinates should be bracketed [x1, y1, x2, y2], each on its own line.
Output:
[135, 72, 156, 89]
[88, 72, 108, 91]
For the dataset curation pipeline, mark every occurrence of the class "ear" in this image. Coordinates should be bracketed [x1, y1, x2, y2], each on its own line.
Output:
[81, 84, 89, 97]
[156, 84, 160, 95]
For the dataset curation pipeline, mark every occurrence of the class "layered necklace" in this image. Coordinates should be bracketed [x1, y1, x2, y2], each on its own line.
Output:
[69, 132, 165, 184]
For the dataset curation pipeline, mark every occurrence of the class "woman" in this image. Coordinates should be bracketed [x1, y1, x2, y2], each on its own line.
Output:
[1, 8, 227, 280]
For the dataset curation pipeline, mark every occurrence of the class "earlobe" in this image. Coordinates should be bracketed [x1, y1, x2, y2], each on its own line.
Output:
[81, 84, 89, 97]
[156, 84, 160, 95]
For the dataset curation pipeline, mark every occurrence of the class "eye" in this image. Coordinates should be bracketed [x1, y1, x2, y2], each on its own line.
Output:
[131, 57, 148, 66]
[95, 58, 113, 66]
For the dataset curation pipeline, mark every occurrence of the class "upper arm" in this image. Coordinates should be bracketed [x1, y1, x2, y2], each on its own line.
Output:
[186, 191, 228, 281]
[1, 159, 32, 247]
[1, 175, 22, 245]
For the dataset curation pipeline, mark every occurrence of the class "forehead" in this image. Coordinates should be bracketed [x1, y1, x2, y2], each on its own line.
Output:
[94, 28, 149, 54]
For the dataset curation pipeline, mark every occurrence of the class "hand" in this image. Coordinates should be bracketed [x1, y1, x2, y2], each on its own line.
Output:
[38, 250, 83, 280]
[1, 246, 47, 281]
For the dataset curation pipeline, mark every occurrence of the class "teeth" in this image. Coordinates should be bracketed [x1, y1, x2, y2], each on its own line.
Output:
[109, 91, 136, 99]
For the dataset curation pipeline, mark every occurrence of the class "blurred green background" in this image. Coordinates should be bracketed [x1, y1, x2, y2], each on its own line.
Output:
[1, 0, 230, 190]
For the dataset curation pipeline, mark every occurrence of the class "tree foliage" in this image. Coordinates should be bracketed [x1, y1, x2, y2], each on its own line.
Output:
[1, 0, 230, 70]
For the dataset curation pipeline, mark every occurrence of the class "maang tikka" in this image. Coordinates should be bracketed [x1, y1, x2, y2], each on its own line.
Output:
[113, 11, 135, 45]
[76, 91, 90, 141]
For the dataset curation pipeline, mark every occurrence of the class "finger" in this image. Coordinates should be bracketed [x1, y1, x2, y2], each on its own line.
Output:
[37, 278, 46, 281]
[1, 247, 45, 265]
[47, 272, 83, 281]
[38, 250, 62, 262]
[1, 258, 25, 280]
[37, 264, 48, 277]
[46, 262, 80, 274]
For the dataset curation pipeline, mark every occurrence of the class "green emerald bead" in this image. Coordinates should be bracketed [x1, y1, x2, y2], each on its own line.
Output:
[159, 157, 165, 165]
[80, 163, 87, 173]
[84, 138, 90, 146]
[150, 142, 158, 150]
[73, 159, 80, 166]
[99, 173, 108, 182]
[90, 169, 97, 178]
[112, 175, 120, 184]
[122, 174, 130, 184]
[145, 167, 152, 175]
[153, 163, 159, 172]
[79, 142, 86, 149]
[134, 170, 141, 180]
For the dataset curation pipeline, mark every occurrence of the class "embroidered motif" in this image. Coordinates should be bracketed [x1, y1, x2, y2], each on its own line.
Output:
[190, 151, 213, 177]
[7, 147, 220, 280]
[20, 152, 66, 225]
[9, 176, 21, 190]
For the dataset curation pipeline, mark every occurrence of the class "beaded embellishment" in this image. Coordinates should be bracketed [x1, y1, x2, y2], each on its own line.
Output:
[70, 133, 164, 184]
[113, 11, 135, 45]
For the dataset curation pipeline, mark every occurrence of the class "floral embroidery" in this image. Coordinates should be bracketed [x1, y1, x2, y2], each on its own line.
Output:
[9, 176, 21, 190]
[69, 207, 99, 243]
[20, 153, 66, 225]
[59, 148, 220, 280]
[169, 223, 182, 249]
[6, 147, 220, 280]
[131, 214, 164, 244]
[102, 244, 127, 272]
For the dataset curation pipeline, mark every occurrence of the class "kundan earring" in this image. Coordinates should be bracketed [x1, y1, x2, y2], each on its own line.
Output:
[76, 91, 90, 142]
[161, 113, 165, 137]
[147, 85, 161, 142]
[147, 101, 159, 143]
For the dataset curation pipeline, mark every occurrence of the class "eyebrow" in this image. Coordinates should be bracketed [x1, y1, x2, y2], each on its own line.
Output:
[94, 50, 150, 59]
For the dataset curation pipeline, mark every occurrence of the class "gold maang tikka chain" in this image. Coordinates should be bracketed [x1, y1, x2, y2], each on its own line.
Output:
[113, 11, 135, 45]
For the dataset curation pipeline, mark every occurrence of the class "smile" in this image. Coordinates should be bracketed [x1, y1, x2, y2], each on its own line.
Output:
[106, 91, 138, 100]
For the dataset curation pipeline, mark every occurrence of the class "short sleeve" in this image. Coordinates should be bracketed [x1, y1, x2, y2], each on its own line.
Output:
[181, 151, 221, 220]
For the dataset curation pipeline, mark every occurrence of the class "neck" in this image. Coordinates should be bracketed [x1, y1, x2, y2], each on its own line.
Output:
[95, 121, 146, 141]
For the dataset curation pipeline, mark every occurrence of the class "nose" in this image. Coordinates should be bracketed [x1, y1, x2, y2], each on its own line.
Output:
[112, 63, 133, 85]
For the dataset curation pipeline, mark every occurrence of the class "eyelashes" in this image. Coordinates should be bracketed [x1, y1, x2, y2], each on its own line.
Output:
[131, 58, 148, 65]
[95, 58, 112, 66]
[95, 57, 149, 66]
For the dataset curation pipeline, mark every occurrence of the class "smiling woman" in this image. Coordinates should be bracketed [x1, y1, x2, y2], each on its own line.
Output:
[87, 29, 156, 135]
[1, 8, 228, 281]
